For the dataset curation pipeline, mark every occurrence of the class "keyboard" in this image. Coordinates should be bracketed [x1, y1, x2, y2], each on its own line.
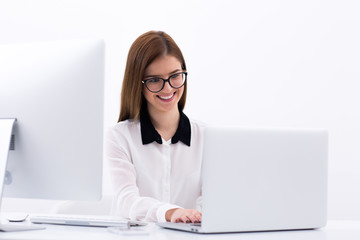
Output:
[30, 214, 147, 228]
[157, 221, 202, 232]
[0, 223, 46, 232]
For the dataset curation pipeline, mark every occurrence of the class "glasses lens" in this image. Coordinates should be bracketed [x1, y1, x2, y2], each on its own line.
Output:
[144, 72, 186, 93]
[169, 73, 186, 88]
[145, 78, 164, 92]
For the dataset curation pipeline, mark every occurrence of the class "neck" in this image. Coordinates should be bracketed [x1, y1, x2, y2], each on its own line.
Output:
[147, 106, 180, 141]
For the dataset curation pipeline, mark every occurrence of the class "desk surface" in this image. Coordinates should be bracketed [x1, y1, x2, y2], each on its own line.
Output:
[0, 220, 359, 240]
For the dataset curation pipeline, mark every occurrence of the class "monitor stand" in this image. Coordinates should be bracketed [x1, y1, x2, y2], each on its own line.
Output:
[0, 118, 45, 232]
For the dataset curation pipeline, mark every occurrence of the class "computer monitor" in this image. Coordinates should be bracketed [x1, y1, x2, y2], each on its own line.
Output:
[0, 39, 105, 203]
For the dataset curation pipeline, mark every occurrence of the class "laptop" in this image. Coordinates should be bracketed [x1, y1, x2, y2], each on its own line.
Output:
[158, 126, 328, 233]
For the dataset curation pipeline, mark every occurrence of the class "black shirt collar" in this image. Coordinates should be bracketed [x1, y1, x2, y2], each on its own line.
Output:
[140, 103, 191, 146]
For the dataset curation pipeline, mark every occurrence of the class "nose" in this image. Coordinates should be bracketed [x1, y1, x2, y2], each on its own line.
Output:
[162, 80, 173, 92]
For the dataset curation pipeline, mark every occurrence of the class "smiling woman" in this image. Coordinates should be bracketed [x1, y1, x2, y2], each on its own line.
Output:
[118, 31, 187, 122]
[107, 31, 205, 224]
[142, 55, 186, 138]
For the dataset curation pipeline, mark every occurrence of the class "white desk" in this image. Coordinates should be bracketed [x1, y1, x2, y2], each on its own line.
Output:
[0, 220, 359, 240]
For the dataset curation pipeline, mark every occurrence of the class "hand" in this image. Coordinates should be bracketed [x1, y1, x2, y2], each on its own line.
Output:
[166, 208, 202, 223]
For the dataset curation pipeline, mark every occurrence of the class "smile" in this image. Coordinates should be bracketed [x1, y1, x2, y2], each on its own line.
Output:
[157, 92, 175, 101]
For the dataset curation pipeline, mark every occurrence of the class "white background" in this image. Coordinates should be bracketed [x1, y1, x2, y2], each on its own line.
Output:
[0, 0, 359, 220]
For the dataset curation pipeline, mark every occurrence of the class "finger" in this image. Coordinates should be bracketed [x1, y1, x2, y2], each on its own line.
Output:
[192, 219, 200, 223]
[196, 213, 202, 223]
[191, 210, 201, 216]
[180, 215, 189, 223]
[186, 214, 197, 223]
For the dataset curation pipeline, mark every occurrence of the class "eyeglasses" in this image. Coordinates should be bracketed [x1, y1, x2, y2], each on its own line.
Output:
[142, 72, 187, 93]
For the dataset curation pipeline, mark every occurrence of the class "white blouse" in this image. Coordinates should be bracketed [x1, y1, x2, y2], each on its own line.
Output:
[106, 118, 205, 222]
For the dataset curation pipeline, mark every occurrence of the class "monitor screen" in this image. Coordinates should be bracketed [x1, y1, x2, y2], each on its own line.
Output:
[0, 39, 105, 201]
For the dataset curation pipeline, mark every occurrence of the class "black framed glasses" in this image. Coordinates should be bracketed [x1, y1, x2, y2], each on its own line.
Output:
[142, 72, 187, 93]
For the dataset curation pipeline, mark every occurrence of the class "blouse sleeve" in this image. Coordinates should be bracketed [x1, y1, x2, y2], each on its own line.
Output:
[106, 128, 181, 222]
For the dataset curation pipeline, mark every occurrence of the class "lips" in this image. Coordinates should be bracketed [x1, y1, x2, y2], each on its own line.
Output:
[157, 92, 175, 102]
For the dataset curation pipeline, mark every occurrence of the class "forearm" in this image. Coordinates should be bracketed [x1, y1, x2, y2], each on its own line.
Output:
[113, 191, 181, 222]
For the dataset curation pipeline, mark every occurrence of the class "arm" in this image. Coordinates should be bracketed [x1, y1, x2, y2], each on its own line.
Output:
[106, 129, 180, 222]
[166, 181, 202, 223]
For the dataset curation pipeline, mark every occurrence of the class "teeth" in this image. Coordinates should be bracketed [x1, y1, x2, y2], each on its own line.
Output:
[159, 93, 174, 100]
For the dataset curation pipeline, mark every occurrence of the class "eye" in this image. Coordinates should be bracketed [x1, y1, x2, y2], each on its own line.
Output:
[146, 78, 161, 83]
[170, 73, 181, 79]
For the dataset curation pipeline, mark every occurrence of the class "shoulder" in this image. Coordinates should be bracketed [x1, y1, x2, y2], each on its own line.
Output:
[189, 118, 207, 129]
[189, 118, 207, 137]
[106, 119, 140, 141]
[108, 119, 138, 130]
[187, 118, 206, 147]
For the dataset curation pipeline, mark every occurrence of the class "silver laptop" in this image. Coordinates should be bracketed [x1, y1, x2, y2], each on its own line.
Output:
[158, 126, 328, 233]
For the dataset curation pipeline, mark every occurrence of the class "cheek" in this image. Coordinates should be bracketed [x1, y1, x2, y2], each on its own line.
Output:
[177, 87, 184, 99]
[142, 87, 153, 102]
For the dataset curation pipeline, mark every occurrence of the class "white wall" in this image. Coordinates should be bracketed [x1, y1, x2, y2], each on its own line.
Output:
[1, 0, 359, 220]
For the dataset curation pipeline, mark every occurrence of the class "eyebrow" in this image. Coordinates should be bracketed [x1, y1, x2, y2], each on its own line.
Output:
[144, 69, 182, 79]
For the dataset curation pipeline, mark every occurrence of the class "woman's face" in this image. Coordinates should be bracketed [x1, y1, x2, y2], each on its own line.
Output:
[142, 54, 184, 114]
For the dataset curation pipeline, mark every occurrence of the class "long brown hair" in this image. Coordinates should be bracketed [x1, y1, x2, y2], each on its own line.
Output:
[118, 31, 187, 122]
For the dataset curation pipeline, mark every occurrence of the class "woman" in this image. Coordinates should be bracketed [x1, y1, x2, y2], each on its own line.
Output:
[106, 31, 204, 223]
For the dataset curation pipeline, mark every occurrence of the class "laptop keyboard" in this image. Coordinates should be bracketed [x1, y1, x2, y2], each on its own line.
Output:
[191, 222, 202, 227]
[183, 222, 201, 227]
